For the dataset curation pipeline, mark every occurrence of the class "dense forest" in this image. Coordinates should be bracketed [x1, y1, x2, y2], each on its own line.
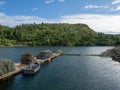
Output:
[0, 23, 120, 46]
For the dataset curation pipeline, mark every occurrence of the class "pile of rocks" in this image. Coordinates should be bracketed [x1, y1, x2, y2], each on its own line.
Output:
[111, 46, 120, 62]
[101, 46, 120, 62]
[100, 49, 112, 57]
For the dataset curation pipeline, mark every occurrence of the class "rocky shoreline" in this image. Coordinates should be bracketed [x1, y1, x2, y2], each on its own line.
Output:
[101, 46, 120, 62]
[111, 46, 120, 62]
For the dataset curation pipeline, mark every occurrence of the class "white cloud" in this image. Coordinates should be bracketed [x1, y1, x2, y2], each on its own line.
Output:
[58, 14, 120, 33]
[85, 5, 108, 9]
[0, 12, 120, 34]
[0, 12, 47, 26]
[32, 8, 38, 11]
[116, 5, 120, 10]
[45, 0, 54, 4]
[45, 0, 64, 4]
[112, 0, 120, 4]
[58, 0, 64, 2]
[110, 5, 120, 11]
[113, 5, 120, 11]
[0, 1, 6, 6]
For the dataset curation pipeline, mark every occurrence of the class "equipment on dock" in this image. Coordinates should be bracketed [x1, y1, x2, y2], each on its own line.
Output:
[21, 52, 35, 65]
[36, 50, 53, 59]
[47, 58, 51, 63]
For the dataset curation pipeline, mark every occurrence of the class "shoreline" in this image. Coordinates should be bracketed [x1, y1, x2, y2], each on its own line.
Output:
[0, 45, 115, 48]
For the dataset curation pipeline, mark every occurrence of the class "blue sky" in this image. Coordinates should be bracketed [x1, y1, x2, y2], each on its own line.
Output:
[0, 0, 120, 33]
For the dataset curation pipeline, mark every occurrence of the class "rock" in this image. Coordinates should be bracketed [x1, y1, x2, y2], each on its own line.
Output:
[111, 46, 120, 62]
[101, 46, 120, 62]
[100, 49, 112, 57]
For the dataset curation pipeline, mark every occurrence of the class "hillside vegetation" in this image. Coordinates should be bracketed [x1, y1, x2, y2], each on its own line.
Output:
[0, 23, 120, 46]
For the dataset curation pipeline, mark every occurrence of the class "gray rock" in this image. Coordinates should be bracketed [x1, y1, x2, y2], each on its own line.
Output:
[111, 46, 120, 62]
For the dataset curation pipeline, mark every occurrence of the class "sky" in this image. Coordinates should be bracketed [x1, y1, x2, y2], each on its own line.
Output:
[0, 0, 120, 34]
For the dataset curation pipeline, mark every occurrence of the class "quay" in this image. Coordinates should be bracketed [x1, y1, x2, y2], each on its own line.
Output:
[0, 51, 61, 81]
[0, 63, 24, 80]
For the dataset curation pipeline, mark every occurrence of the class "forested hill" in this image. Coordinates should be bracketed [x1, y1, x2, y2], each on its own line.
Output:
[0, 23, 120, 46]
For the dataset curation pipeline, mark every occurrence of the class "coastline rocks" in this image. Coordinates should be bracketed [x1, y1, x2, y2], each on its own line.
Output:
[101, 46, 120, 62]
[111, 46, 120, 62]
[100, 49, 112, 57]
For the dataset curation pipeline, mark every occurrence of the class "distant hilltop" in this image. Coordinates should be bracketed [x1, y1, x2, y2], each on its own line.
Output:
[0, 23, 120, 46]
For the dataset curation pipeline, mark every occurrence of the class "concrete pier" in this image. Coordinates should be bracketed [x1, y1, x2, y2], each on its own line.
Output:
[0, 63, 25, 80]
[0, 52, 61, 80]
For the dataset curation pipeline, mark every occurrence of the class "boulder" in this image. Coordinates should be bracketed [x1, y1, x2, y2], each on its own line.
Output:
[111, 46, 120, 62]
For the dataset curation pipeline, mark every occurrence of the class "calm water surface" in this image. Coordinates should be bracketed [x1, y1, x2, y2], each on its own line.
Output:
[1, 46, 120, 90]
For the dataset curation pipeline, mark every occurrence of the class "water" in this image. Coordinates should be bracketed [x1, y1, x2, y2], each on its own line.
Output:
[1, 46, 120, 90]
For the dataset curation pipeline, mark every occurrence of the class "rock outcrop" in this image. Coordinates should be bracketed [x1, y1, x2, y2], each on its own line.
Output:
[101, 46, 120, 62]
[100, 49, 112, 57]
[111, 46, 120, 62]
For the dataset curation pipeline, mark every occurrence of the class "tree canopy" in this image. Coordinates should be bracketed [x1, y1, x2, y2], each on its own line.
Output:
[0, 23, 120, 46]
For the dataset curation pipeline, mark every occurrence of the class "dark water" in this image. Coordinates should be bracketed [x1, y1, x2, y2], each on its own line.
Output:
[1, 46, 120, 90]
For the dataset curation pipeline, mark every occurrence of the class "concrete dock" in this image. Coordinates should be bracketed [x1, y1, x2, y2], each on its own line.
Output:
[0, 63, 25, 80]
[0, 52, 61, 80]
